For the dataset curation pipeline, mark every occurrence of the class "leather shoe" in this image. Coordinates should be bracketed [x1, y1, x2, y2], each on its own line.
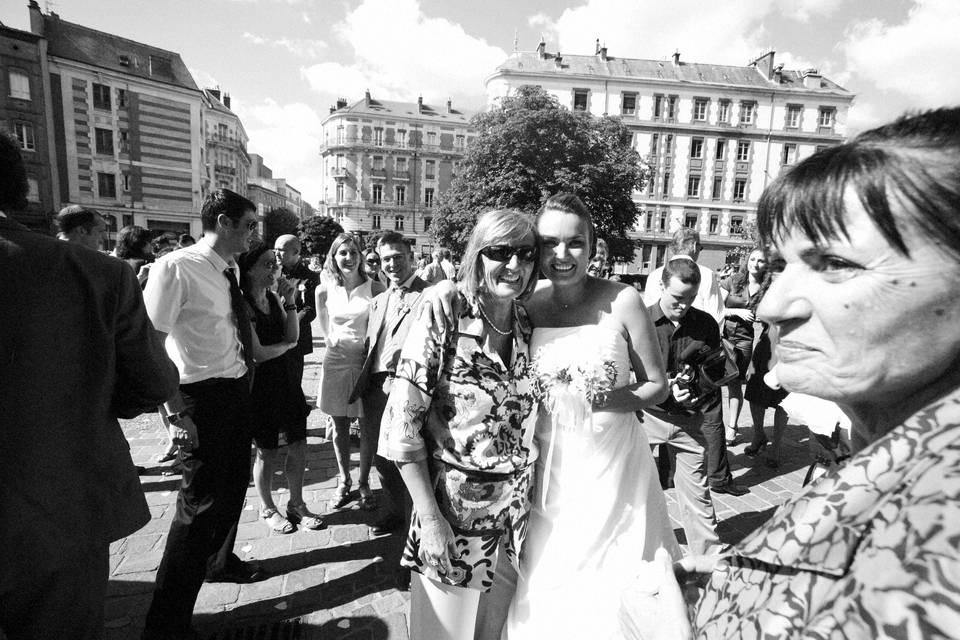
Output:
[711, 482, 749, 497]
[205, 560, 271, 584]
[371, 513, 404, 536]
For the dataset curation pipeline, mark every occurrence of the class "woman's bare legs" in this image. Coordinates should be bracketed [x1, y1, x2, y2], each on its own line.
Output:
[253, 446, 279, 512]
[726, 381, 744, 443]
[331, 415, 353, 487]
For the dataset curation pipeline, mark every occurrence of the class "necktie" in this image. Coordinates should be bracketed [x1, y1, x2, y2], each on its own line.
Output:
[224, 268, 255, 373]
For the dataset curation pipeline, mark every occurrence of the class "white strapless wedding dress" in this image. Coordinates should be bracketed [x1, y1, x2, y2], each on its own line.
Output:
[507, 325, 681, 640]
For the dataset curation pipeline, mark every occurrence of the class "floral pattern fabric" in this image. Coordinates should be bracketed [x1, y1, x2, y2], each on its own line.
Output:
[379, 298, 539, 591]
[695, 387, 960, 639]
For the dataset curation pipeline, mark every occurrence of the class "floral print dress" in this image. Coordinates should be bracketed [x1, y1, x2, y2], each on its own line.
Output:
[379, 299, 539, 591]
[695, 386, 960, 639]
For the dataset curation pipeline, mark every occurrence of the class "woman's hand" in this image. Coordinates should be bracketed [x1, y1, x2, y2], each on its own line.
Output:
[418, 280, 460, 330]
[726, 308, 755, 322]
[277, 276, 296, 304]
[419, 513, 459, 574]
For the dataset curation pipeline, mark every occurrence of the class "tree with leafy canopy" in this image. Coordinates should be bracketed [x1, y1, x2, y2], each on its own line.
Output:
[297, 215, 343, 259]
[263, 207, 300, 247]
[431, 85, 647, 262]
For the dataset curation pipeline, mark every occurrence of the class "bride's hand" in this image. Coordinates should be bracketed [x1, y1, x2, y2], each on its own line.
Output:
[419, 513, 459, 574]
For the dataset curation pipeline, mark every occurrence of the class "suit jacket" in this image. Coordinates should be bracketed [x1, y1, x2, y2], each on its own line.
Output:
[349, 275, 429, 403]
[0, 217, 179, 543]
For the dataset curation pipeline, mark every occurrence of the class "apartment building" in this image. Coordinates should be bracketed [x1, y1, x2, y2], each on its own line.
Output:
[247, 153, 303, 218]
[29, 1, 204, 244]
[319, 92, 476, 253]
[486, 42, 855, 270]
[201, 88, 250, 199]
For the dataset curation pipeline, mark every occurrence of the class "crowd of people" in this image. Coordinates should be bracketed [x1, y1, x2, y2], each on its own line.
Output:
[1, 106, 959, 640]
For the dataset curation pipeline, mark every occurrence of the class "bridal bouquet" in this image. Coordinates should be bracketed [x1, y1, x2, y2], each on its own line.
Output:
[530, 347, 618, 432]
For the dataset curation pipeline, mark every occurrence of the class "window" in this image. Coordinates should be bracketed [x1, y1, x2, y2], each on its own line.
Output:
[374, 127, 383, 146]
[709, 214, 719, 234]
[661, 172, 671, 197]
[715, 139, 727, 161]
[98, 172, 117, 199]
[645, 210, 654, 231]
[336, 126, 345, 144]
[119, 130, 129, 153]
[335, 183, 344, 203]
[455, 134, 465, 149]
[395, 185, 406, 205]
[736, 141, 751, 162]
[424, 187, 434, 207]
[690, 138, 704, 159]
[666, 95, 677, 121]
[717, 99, 731, 124]
[122, 172, 131, 192]
[621, 92, 637, 116]
[425, 160, 436, 180]
[149, 55, 173, 78]
[733, 178, 747, 202]
[653, 94, 664, 119]
[372, 213, 381, 229]
[396, 157, 407, 172]
[684, 212, 698, 228]
[372, 184, 383, 204]
[664, 134, 674, 156]
[27, 178, 39, 202]
[573, 89, 588, 111]
[730, 215, 744, 235]
[373, 155, 384, 170]
[117, 88, 128, 108]
[427, 131, 437, 146]
[785, 104, 802, 128]
[658, 211, 668, 232]
[712, 175, 723, 200]
[8, 70, 30, 100]
[13, 122, 34, 151]
[738, 101, 755, 125]
[397, 129, 407, 148]
[693, 98, 708, 121]
[95, 128, 114, 155]
[818, 107, 835, 128]
[394, 215, 404, 231]
[687, 175, 701, 198]
[650, 133, 659, 155]
[424, 216, 432, 231]
[93, 83, 111, 110]
[782, 143, 797, 165]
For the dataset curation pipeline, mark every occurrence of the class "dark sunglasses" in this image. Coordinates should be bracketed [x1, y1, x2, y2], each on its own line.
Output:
[479, 244, 537, 263]
[366, 258, 381, 265]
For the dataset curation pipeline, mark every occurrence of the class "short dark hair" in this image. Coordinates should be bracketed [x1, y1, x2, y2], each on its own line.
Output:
[376, 230, 408, 251]
[758, 106, 960, 262]
[115, 225, 153, 260]
[661, 256, 702, 287]
[669, 228, 701, 258]
[0, 131, 28, 212]
[56, 205, 102, 234]
[200, 189, 255, 231]
[538, 192, 596, 256]
[178, 233, 196, 246]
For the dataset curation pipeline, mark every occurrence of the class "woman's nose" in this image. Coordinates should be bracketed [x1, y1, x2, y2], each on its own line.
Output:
[505, 253, 521, 269]
[757, 265, 811, 324]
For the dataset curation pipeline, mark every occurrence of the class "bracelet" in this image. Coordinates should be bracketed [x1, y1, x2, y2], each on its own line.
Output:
[283, 303, 297, 311]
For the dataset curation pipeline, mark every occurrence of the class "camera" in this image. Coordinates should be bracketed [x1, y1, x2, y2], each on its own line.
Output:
[673, 341, 739, 410]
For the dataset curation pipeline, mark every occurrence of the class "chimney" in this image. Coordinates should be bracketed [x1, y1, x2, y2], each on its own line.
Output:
[801, 68, 822, 89]
[336, 97, 347, 110]
[555, 52, 563, 68]
[751, 50, 776, 79]
[599, 44, 608, 61]
[28, 0, 44, 35]
[537, 37, 546, 59]
[223, 93, 231, 109]
[773, 63, 784, 84]
[446, 98, 452, 114]
[595, 38, 600, 55]
[672, 50, 681, 66]
[417, 95, 423, 113]
[364, 89, 371, 105]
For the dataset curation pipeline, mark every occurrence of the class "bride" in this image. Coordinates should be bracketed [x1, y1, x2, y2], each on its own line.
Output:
[507, 193, 680, 639]
[426, 193, 681, 638]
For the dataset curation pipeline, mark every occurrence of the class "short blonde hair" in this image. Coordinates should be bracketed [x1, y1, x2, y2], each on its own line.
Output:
[459, 209, 539, 303]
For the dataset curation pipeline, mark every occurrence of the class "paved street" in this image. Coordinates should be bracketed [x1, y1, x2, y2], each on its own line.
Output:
[110, 332, 818, 639]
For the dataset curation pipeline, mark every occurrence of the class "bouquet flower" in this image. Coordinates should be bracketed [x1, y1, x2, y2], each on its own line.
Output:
[531, 346, 618, 432]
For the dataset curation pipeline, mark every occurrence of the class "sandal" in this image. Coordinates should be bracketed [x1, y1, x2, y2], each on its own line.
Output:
[260, 507, 295, 534]
[156, 450, 178, 464]
[332, 480, 353, 509]
[287, 502, 325, 530]
[358, 483, 376, 511]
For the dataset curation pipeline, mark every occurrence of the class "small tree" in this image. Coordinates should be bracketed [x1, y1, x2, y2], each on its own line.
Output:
[431, 85, 647, 261]
[263, 207, 300, 247]
[724, 219, 759, 268]
[298, 216, 343, 259]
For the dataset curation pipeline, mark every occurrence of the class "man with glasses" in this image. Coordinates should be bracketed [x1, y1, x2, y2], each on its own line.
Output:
[141, 189, 264, 640]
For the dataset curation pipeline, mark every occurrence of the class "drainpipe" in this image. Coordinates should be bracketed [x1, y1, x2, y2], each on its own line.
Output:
[761, 91, 775, 191]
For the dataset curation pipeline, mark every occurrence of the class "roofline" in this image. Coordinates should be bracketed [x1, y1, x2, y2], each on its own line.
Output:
[45, 15, 187, 60]
[320, 108, 477, 128]
[0, 23, 43, 41]
[47, 55, 203, 97]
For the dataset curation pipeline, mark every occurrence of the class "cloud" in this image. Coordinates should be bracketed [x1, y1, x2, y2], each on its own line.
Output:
[242, 32, 327, 60]
[189, 67, 220, 91]
[301, 0, 505, 110]
[841, 0, 960, 108]
[777, 0, 848, 22]
[233, 98, 326, 205]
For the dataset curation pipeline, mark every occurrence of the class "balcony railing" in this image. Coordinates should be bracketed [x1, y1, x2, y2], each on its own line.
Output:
[393, 170, 411, 181]
[331, 167, 349, 180]
[214, 164, 236, 175]
[370, 168, 387, 179]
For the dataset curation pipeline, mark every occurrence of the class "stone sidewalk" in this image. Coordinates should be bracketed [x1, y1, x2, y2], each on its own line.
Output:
[110, 341, 817, 639]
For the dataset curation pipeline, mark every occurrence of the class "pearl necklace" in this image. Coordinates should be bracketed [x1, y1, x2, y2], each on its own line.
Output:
[478, 301, 513, 336]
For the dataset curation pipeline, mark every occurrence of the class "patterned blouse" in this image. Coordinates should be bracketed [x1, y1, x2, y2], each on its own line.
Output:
[695, 386, 960, 639]
[379, 298, 539, 591]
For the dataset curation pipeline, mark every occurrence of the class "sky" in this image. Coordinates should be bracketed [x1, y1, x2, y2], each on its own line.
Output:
[2, 0, 958, 207]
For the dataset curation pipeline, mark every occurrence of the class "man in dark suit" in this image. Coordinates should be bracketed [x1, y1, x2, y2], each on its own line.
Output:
[275, 234, 320, 385]
[350, 231, 429, 538]
[0, 131, 179, 639]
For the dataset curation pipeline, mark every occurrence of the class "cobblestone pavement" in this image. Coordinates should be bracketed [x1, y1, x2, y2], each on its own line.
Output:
[110, 335, 818, 639]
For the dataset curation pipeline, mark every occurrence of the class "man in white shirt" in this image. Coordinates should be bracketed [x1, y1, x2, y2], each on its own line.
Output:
[642, 229, 724, 323]
[141, 189, 263, 640]
[440, 248, 457, 279]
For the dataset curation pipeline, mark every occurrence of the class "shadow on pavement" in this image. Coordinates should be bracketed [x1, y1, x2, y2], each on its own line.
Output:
[717, 506, 777, 545]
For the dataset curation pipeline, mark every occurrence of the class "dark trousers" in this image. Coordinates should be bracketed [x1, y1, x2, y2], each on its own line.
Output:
[361, 373, 410, 520]
[143, 377, 253, 634]
[701, 395, 733, 487]
[0, 489, 109, 640]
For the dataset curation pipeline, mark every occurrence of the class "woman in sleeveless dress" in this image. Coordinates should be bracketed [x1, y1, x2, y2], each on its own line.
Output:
[315, 233, 385, 509]
[507, 194, 681, 640]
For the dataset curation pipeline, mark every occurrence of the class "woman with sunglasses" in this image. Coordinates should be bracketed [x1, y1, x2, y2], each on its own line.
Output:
[379, 210, 541, 640]
[362, 249, 385, 285]
[316, 233, 386, 510]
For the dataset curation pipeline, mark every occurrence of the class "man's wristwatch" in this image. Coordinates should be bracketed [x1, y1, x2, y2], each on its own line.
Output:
[167, 411, 189, 425]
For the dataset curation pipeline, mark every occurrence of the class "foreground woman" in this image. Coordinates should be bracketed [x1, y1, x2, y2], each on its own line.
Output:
[635, 107, 960, 638]
[380, 210, 540, 640]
